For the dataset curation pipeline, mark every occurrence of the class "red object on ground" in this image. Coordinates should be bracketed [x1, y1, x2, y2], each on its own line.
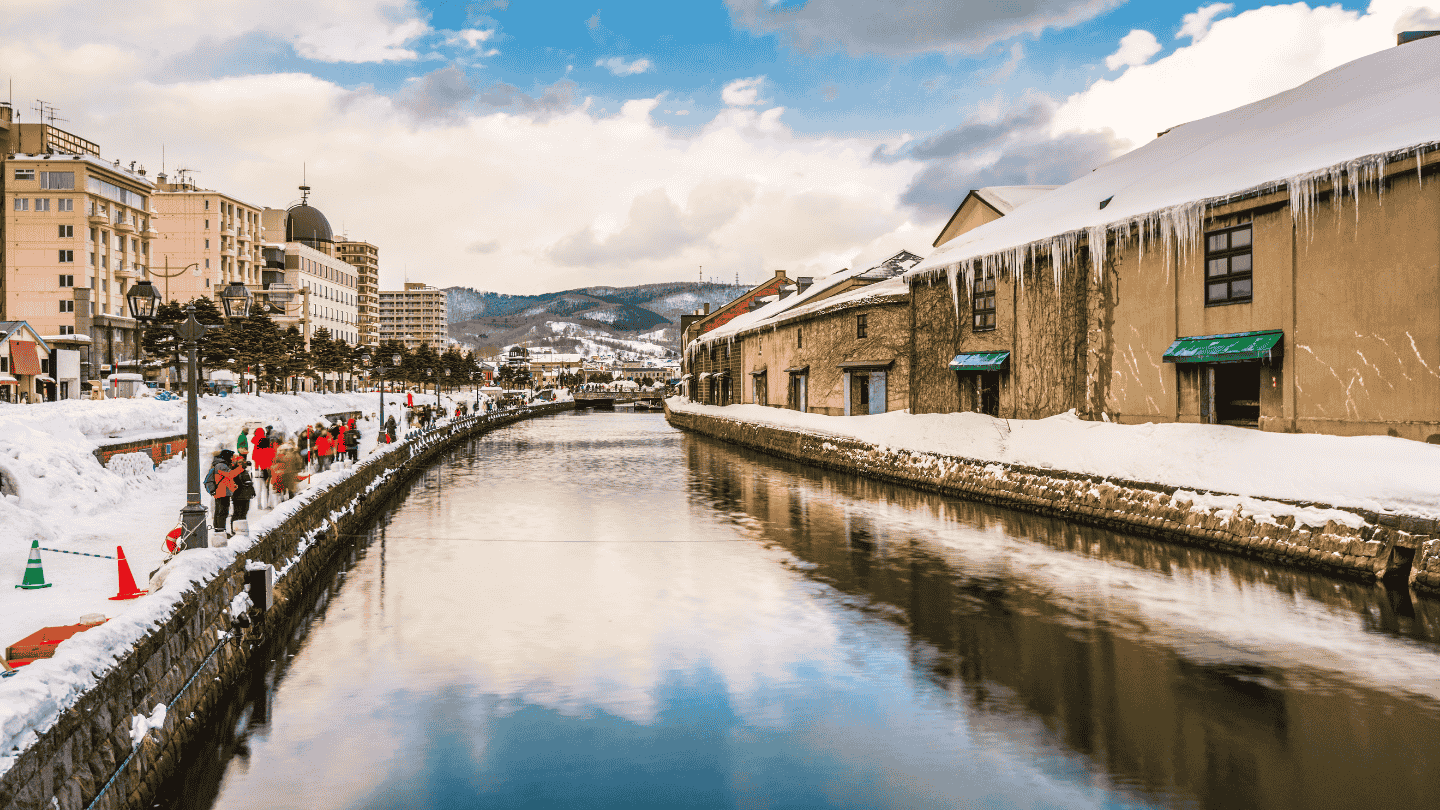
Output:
[5, 620, 105, 668]
[110, 545, 147, 601]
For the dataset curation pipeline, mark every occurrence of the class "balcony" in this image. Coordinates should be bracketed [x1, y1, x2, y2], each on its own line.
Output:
[114, 220, 134, 234]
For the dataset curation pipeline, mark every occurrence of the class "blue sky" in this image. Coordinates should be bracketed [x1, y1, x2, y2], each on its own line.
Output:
[8, 0, 1435, 292]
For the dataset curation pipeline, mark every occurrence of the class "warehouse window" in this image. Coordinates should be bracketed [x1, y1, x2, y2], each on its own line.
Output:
[1205, 223, 1253, 306]
[972, 267, 996, 331]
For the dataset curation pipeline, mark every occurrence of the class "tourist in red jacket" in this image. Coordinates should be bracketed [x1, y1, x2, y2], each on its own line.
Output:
[315, 429, 333, 472]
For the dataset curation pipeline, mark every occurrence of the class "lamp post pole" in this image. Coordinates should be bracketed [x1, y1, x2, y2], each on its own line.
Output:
[130, 279, 252, 551]
[176, 306, 210, 547]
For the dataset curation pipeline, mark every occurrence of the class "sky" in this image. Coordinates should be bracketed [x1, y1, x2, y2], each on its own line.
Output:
[5, 0, 1438, 294]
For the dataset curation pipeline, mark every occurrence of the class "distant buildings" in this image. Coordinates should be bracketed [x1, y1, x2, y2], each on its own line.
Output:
[379, 282, 447, 350]
[337, 239, 380, 347]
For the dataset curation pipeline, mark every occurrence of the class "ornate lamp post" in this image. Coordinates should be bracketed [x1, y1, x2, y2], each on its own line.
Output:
[257, 362, 266, 395]
[129, 279, 249, 549]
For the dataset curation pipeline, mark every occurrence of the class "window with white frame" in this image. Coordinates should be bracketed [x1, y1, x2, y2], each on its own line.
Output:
[14, 198, 28, 211]
[58, 225, 73, 238]
[60, 300, 74, 313]
[14, 169, 35, 181]
[59, 250, 74, 263]
[35, 198, 49, 212]
[58, 198, 73, 212]
[59, 275, 74, 287]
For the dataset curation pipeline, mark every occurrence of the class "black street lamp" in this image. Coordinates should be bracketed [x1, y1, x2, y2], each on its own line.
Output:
[128, 279, 241, 550]
[364, 352, 403, 440]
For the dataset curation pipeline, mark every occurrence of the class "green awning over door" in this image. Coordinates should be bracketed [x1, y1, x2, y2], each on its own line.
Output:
[1162, 330, 1283, 363]
[948, 351, 1010, 371]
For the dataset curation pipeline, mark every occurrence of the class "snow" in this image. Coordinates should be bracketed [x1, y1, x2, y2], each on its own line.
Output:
[908, 37, 1440, 303]
[0, 389, 474, 774]
[972, 185, 1059, 214]
[666, 398, 1440, 522]
[128, 703, 166, 748]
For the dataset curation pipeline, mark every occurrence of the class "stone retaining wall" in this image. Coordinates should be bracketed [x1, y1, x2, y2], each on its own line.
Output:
[665, 405, 1440, 592]
[0, 402, 573, 810]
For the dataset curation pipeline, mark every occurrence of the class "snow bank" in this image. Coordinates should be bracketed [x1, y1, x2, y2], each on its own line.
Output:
[666, 399, 1440, 521]
[0, 390, 467, 773]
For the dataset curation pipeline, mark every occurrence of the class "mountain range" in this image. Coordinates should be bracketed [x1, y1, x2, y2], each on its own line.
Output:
[445, 281, 747, 359]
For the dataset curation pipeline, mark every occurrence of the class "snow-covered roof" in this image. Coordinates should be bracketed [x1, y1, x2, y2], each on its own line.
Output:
[691, 266, 871, 346]
[972, 186, 1059, 214]
[909, 37, 1440, 284]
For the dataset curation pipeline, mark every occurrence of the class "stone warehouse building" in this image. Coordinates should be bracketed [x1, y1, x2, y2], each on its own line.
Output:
[906, 34, 1440, 441]
[686, 251, 921, 413]
[686, 36, 1440, 443]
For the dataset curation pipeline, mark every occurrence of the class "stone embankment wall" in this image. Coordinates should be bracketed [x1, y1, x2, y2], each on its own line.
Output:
[0, 403, 573, 810]
[665, 406, 1440, 592]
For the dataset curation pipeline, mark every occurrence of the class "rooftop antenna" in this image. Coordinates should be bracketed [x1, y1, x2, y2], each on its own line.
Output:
[299, 164, 311, 205]
[32, 99, 65, 126]
[698, 265, 702, 283]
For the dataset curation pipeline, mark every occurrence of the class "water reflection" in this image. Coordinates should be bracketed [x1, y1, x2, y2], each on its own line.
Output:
[684, 434, 1440, 810]
[171, 412, 1440, 810]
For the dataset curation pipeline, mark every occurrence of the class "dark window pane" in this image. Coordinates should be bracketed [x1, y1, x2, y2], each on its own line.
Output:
[1231, 228, 1252, 247]
[1231, 278, 1252, 297]
[1208, 258, 1228, 277]
[1207, 283, 1228, 302]
[1208, 234, 1227, 252]
[1231, 253, 1251, 273]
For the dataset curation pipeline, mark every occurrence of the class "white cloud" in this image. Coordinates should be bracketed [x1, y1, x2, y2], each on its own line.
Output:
[722, 76, 765, 106]
[1055, 1, 1440, 149]
[1104, 29, 1161, 70]
[446, 29, 497, 49]
[596, 56, 655, 76]
[1177, 3, 1234, 41]
[2, 6, 928, 295]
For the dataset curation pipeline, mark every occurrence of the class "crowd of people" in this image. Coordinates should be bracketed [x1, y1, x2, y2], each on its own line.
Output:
[193, 389, 499, 541]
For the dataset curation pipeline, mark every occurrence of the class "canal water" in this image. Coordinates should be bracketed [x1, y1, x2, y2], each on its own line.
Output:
[169, 411, 1440, 809]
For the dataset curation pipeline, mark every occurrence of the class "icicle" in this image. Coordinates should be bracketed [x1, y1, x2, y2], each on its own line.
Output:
[1419, 152, 1424, 189]
[1086, 224, 1107, 281]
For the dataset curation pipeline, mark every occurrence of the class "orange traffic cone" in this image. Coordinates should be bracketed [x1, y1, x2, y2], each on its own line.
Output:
[109, 545, 147, 601]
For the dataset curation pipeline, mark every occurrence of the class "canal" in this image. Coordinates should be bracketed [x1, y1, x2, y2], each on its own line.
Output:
[169, 410, 1440, 809]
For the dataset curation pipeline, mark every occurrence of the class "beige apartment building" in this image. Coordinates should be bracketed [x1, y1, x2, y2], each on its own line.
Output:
[337, 239, 379, 347]
[0, 106, 153, 383]
[379, 282, 447, 350]
[151, 174, 265, 303]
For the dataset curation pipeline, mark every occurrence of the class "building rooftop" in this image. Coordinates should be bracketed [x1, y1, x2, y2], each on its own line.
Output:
[911, 36, 1440, 284]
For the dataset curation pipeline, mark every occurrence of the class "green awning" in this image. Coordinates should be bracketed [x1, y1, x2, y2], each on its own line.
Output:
[948, 351, 1010, 371]
[1162, 330, 1283, 364]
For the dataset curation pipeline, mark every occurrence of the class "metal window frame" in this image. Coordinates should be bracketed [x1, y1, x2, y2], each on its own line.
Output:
[971, 266, 997, 332]
[1203, 222, 1253, 307]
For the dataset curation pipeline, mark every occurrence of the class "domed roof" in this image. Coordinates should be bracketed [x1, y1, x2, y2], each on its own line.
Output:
[286, 203, 333, 247]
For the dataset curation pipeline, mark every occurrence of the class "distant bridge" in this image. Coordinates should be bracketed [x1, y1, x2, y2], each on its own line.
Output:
[574, 390, 666, 408]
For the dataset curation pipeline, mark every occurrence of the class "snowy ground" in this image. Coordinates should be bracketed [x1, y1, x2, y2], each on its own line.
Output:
[0, 389, 485, 772]
[667, 398, 1440, 524]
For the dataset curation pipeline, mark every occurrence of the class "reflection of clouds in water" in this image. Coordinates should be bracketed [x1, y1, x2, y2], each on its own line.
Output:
[711, 437, 1440, 704]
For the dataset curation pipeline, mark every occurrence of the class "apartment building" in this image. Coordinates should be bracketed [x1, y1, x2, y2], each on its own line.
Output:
[378, 282, 446, 350]
[0, 105, 153, 384]
[254, 197, 360, 347]
[336, 239, 379, 347]
[150, 174, 265, 303]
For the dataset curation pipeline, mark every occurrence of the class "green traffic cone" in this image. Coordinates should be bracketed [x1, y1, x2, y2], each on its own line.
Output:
[16, 539, 52, 589]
